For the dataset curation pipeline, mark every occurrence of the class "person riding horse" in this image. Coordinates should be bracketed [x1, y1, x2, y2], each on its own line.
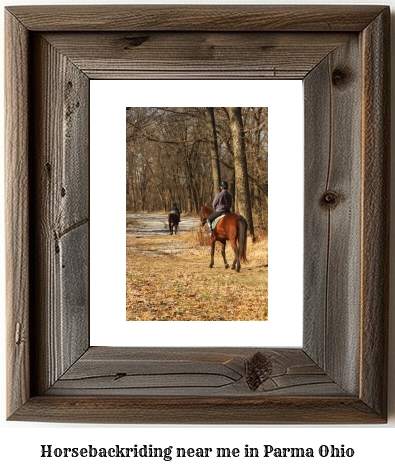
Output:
[206, 181, 232, 237]
[171, 203, 181, 222]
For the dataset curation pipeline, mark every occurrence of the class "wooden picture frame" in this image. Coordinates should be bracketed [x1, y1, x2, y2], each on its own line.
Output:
[5, 5, 389, 424]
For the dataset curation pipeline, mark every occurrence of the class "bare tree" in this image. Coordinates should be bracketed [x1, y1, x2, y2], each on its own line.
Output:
[226, 107, 255, 241]
[126, 107, 267, 234]
[204, 107, 221, 197]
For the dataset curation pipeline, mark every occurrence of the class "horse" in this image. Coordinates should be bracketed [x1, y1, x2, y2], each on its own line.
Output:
[199, 204, 248, 272]
[168, 212, 180, 235]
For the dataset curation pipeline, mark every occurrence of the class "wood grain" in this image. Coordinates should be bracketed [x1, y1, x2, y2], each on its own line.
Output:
[5, 5, 389, 424]
[10, 395, 384, 425]
[303, 56, 331, 372]
[46, 347, 345, 397]
[5, 10, 30, 419]
[30, 35, 90, 395]
[42, 32, 352, 80]
[6, 5, 386, 32]
[360, 8, 390, 418]
[304, 35, 362, 395]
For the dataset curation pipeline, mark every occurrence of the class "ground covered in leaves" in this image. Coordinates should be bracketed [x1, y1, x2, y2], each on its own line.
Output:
[126, 221, 268, 321]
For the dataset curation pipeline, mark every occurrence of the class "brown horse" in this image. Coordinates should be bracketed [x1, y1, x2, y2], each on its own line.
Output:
[199, 204, 247, 272]
[168, 212, 179, 235]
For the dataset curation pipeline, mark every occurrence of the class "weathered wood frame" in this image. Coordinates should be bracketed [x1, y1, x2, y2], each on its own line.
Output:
[5, 5, 389, 423]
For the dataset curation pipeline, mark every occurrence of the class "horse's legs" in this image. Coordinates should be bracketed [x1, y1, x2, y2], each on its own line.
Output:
[174, 224, 178, 235]
[169, 222, 173, 235]
[229, 238, 240, 271]
[209, 239, 215, 268]
[220, 240, 229, 268]
[231, 248, 239, 270]
[236, 246, 241, 272]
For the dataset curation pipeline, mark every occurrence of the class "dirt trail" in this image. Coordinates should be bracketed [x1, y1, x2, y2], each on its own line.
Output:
[127, 212, 198, 237]
[126, 212, 268, 321]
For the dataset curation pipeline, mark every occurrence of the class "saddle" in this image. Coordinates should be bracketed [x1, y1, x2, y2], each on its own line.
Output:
[211, 214, 226, 230]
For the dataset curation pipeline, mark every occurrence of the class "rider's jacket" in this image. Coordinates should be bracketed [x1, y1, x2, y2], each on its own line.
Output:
[212, 190, 232, 212]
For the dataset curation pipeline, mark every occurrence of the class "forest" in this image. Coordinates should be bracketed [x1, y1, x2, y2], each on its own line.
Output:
[126, 107, 268, 238]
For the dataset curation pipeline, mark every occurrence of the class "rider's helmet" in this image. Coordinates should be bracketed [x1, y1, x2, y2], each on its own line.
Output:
[220, 181, 228, 189]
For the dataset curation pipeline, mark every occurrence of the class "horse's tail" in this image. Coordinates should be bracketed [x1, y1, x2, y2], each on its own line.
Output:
[238, 216, 248, 263]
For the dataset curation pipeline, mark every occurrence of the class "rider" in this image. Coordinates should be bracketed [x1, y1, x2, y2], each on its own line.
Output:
[171, 203, 181, 221]
[206, 181, 232, 237]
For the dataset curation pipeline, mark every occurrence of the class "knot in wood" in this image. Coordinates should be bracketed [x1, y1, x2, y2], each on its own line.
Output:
[321, 190, 339, 207]
[246, 351, 273, 391]
[123, 35, 149, 48]
[332, 68, 348, 87]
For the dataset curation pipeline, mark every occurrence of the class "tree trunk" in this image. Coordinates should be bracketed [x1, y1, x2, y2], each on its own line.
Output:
[227, 107, 255, 241]
[187, 193, 192, 213]
[142, 154, 166, 209]
[262, 193, 268, 229]
[229, 167, 236, 213]
[190, 179, 199, 212]
[205, 107, 221, 197]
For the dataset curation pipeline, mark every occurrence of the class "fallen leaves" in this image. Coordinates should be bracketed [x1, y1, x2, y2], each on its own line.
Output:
[126, 234, 268, 321]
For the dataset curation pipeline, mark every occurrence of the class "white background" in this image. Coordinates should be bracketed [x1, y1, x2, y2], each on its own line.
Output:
[90, 80, 303, 347]
[1, 1, 394, 469]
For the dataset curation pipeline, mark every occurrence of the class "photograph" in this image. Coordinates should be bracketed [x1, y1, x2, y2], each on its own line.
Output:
[126, 107, 269, 321]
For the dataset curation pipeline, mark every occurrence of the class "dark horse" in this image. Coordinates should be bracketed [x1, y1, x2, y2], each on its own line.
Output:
[199, 204, 247, 272]
[168, 212, 180, 235]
